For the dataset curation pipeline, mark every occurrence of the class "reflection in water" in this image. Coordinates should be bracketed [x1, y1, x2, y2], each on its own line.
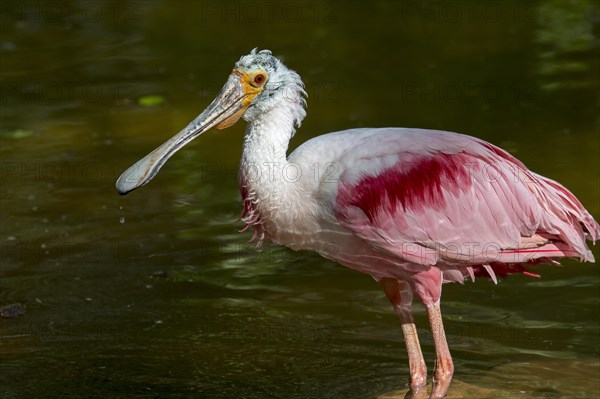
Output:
[1, 1, 599, 399]
[535, 0, 598, 91]
[379, 357, 600, 398]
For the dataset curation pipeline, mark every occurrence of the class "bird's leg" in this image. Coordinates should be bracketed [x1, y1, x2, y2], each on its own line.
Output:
[424, 302, 454, 398]
[379, 278, 427, 390]
[412, 269, 454, 399]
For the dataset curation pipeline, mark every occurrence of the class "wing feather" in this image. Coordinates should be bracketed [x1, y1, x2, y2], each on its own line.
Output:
[332, 129, 598, 272]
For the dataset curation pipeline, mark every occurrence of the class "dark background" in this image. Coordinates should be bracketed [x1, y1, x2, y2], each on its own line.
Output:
[1, 1, 599, 398]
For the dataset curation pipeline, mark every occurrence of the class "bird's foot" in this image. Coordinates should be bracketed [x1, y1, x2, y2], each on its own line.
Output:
[429, 367, 454, 398]
[404, 384, 428, 399]
[429, 379, 451, 398]
[409, 368, 427, 390]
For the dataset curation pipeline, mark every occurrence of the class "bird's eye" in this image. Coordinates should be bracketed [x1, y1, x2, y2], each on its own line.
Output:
[253, 73, 266, 86]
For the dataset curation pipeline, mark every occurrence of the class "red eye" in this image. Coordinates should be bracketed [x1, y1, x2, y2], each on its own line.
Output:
[254, 74, 265, 85]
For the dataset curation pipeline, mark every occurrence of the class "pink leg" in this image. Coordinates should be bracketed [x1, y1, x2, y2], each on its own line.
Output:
[379, 278, 427, 391]
[412, 269, 454, 398]
[425, 302, 454, 398]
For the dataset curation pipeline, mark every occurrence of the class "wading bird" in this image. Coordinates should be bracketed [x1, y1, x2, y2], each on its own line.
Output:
[116, 49, 599, 398]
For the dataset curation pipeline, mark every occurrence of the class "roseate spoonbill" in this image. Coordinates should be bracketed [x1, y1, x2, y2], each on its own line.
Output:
[116, 49, 599, 398]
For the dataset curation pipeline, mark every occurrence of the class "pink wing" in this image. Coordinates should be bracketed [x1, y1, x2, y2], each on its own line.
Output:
[334, 129, 599, 282]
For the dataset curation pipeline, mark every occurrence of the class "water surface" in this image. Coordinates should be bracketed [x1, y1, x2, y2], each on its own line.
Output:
[1, 1, 599, 398]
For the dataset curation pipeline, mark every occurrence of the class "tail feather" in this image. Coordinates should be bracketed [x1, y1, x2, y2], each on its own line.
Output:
[468, 172, 598, 283]
[532, 173, 599, 261]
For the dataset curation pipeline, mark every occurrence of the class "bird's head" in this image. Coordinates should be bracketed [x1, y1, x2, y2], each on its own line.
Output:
[233, 49, 306, 125]
[116, 48, 306, 195]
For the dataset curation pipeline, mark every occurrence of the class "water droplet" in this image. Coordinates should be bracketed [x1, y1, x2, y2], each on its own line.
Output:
[120, 216, 125, 224]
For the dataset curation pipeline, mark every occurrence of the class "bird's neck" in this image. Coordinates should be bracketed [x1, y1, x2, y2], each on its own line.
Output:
[240, 103, 300, 191]
[238, 101, 305, 243]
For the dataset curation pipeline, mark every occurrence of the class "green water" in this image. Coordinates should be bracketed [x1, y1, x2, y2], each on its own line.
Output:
[1, 1, 599, 398]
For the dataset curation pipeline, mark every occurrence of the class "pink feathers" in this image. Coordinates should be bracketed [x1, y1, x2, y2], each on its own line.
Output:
[334, 132, 599, 283]
[239, 176, 266, 244]
[341, 153, 472, 221]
